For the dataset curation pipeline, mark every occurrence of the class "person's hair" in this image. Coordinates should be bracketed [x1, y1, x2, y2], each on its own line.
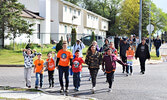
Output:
[104, 38, 109, 43]
[75, 50, 80, 53]
[106, 48, 112, 52]
[142, 37, 146, 41]
[26, 48, 33, 54]
[47, 52, 52, 56]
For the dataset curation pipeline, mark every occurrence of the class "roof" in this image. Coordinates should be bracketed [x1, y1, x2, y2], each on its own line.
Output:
[60, 0, 110, 21]
[20, 9, 44, 20]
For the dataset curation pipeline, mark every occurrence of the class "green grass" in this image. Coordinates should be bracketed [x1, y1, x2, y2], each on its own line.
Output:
[150, 51, 161, 60]
[0, 97, 29, 100]
[0, 45, 89, 65]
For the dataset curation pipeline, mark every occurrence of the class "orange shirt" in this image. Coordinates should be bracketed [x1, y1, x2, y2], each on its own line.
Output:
[57, 49, 73, 67]
[126, 50, 134, 56]
[46, 58, 55, 71]
[34, 59, 44, 74]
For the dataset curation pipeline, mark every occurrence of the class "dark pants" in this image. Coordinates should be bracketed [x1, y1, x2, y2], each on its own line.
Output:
[156, 47, 160, 57]
[35, 73, 43, 87]
[58, 66, 69, 88]
[115, 44, 118, 50]
[48, 70, 54, 86]
[73, 72, 81, 89]
[106, 71, 115, 88]
[121, 56, 127, 72]
[139, 58, 146, 72]
[89, 68, 99, 87]
[126, 66, 133, 73]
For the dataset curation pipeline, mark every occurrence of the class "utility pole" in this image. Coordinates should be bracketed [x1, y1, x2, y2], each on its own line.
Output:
[148, 0, 152, 51]
[139, 0, 142, 43]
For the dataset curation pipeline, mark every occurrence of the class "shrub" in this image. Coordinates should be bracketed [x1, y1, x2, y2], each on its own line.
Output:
[71, 28, 77, 46]
[56, 36, 63, 52]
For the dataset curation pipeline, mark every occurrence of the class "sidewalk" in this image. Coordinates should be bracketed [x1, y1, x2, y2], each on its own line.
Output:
[0, 90, 89, 100]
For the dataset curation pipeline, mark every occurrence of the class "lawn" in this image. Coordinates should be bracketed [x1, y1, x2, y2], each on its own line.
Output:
[0, 45, 89, 65]
[0, 45, 160, 65]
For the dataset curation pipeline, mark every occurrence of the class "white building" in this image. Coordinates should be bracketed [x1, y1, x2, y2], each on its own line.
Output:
[0, 0, 109, 47]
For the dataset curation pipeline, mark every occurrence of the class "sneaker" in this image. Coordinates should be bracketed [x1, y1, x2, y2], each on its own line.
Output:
[88, 77, 91, 81]
[130, 73, 133, 75]
[126, 73, 129, 76]
[28, 86, 31, 88]
[92, 87, 95, 94]
[60, 87, 64, 93]
[122, 71, 125, 73]
[142, 71, 145, 74]
[52, 84, 54, 87]
[65, 87, 69, 93]
[108, 88, 112, 92]
[35, 86, 38, 89]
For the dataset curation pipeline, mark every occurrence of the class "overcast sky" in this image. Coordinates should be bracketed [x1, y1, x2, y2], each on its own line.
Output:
[152, 0, 167, 13]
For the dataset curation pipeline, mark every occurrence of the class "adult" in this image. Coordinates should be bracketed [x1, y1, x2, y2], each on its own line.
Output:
[132, 35, 136, 51]
[114, 35, 120, 50]
[56, 41, 73, 92]
[120, 38, 130, 73]
[135, 38, 150, 74]
[154, 36, 161, 57]
[85, 45, 102, 94]
[72, 39, 85, 57]
[23, 48, 37, 88]
[136, 36, 140, 47]
[102, 38, 109, 53]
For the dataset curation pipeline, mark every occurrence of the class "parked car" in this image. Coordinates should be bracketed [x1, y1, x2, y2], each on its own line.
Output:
[80, 35, 104, 47]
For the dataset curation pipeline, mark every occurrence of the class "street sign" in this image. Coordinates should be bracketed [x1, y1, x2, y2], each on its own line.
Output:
[147, 24, 154, 33]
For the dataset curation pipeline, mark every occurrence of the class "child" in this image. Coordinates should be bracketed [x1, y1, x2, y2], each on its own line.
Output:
[23, 48, 37, 88]
[102, 48, 127, 92]
[126, 46, 134, 76]
[72, 50, 84, 91]
[34, 53, 45, 89]
[45, 52, 56, 88]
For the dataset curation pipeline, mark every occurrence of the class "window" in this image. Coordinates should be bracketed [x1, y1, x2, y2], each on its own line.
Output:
[37, 24, 40, 39]
[64, 25, 67, 33]
[74, 10, 76, 14]
[65, 6, 67, 12]
[70, 7, 72, 13]
[78, 11, 80, 16]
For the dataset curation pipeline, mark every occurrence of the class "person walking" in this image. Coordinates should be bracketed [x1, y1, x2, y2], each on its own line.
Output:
[120, 38, 129, 73]
[102, 48, 127, 92]
[126, 46, 134, 76]
[34, 53, 45, 89]
[114, 35, 120, 50]
[72, 39, 85, 57]
[45, 52, 56, 88]
[72, 50, 84, 91]
[102, 38, 109, 53]
[56, 41, 73, 93]
[154, 36, 161, 57]
[135, 38, 150, 74]
[85, 45, 102, 94]
[23, 48, 37, 88]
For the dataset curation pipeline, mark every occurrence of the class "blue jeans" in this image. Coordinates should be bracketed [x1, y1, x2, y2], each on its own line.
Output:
[156, 48, 160, 57]
[35, 73, 43, 87]
[58, 66, 69, 88]
[126, 61, 133, 73]
[73, 72, 81, 89]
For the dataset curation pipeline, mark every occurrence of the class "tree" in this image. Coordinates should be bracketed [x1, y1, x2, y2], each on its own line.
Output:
[91, 31, 95, 42]
[56, 36, 63, 52]
[119, 0, 140, 36]
[0, 0, 34, 49]
[71, 28, 77, 46]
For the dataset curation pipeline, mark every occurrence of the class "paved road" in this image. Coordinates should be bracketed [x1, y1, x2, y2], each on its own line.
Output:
[0, 62, 167, 100]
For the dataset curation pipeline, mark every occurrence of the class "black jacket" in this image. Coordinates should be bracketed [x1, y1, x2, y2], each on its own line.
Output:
[135, 43, 150, 59]
[154, 39, 161, 49]
[120, 43, 129, 57]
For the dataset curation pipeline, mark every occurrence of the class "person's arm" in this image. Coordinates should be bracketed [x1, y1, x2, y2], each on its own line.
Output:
[70, 58, 73, 67]
[81, 42, 85, 49]
[56, 58, 60, 69]
[32, 49, 37, 58]
[23, 49, 27, 56]
[102, 57, 105, 72]
[85, 53, 90, 65]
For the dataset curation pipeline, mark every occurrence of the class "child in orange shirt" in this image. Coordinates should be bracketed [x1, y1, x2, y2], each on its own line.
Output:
[126, 46, 134, 76]
[34, 53, 45, 89]
[45, 52, 56, 88]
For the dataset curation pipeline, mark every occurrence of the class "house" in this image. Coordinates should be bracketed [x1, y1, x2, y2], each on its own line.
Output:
[1, 0, 109, 47]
